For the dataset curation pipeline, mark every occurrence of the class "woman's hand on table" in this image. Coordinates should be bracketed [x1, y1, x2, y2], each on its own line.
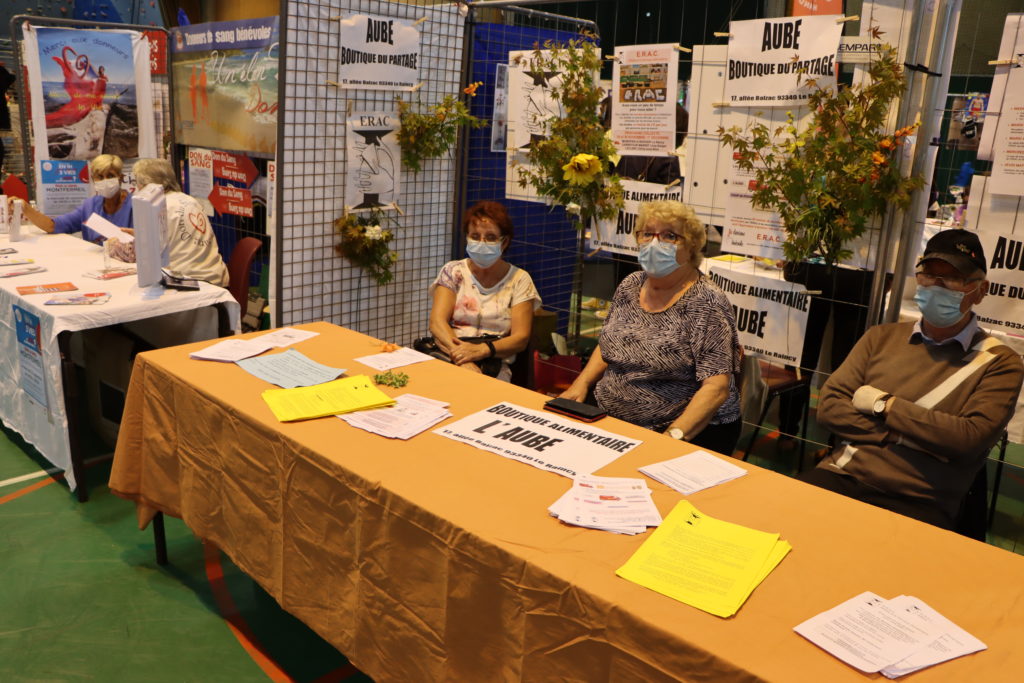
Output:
[558, 381, 589, 403]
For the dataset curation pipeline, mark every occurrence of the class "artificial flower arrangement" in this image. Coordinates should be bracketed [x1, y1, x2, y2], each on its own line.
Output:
[333, 209, 398, 285]
[396, 81, 488, 172]
[718, 41, 923, 267]
[514, 39, 624, 232]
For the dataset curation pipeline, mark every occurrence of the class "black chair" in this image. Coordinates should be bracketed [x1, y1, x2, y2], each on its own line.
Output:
[742, 360, 810, 464]
[987, 430, 1011, 530]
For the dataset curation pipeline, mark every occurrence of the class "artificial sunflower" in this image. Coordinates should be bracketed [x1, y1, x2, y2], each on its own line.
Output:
[561, 153, 601, 185]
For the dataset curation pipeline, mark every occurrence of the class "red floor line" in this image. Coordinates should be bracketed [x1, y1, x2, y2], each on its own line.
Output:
[203, 543, 295, 683]
[0, 474, 64, 505]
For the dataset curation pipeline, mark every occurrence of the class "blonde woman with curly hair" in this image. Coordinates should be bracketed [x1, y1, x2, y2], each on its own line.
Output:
[561, 200, 744, 454]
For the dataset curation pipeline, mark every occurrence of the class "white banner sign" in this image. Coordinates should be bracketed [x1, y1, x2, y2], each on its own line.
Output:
[973, 230, 1024, 336]
[725, 15, 842, 106]
[591, 179, 682, 256]
[346, 111, 400, 211]
[433, 402, 641, 479]
[611, 43, 679, 156]
[337, 13, 420, 91]
[706, 263, 810, 363]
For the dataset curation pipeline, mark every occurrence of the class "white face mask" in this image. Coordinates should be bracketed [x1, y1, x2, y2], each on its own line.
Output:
[94, 177, 121, 198]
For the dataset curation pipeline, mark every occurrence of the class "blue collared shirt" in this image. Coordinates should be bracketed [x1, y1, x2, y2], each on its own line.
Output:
[52, 194, 133, 244]
[910, 314, 979, 352]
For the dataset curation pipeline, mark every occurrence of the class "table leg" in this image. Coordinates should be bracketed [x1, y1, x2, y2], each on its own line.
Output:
[57, 332, 88, 502]
[214, 302, 235, 337]
[153, 511, 168, 565]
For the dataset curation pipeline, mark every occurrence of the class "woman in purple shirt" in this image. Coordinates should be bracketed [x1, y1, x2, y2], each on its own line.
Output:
[10, 154, 131, 243]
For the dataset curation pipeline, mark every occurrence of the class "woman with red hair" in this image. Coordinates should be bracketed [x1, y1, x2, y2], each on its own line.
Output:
[429, 201, 541, 381]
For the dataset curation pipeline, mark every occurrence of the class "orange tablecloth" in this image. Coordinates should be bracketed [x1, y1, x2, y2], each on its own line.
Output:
[110, 322, 1024, 682]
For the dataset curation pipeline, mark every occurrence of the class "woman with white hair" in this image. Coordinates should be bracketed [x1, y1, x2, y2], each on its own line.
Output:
[114, 158, 228, 286]
[559, 200, 743, 455]
[10, 154, 130, 243]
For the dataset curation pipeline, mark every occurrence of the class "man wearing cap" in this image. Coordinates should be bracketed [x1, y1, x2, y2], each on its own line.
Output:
[800, 229, 1023, 530]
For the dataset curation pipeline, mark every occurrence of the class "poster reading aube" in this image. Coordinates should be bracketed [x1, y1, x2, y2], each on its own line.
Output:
[725, 15, 842, 106]
[337, 14, 421, 91]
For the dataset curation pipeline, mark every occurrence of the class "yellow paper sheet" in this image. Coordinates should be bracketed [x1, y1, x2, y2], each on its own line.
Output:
[710, 254, 749, 263]
[616, 501, 791, 618]
[262, 374, 396, 422]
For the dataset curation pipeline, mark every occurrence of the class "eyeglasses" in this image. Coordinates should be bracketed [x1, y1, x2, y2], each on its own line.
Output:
[467, 235, 503, 244]
[915, 272, 981, 291]
[636, 230, 684, 245]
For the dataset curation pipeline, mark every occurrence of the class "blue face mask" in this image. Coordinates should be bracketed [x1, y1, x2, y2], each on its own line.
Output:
[638, 239, 681, 279]
[914, 285, 969, 328]
[466, 239, 503, 268]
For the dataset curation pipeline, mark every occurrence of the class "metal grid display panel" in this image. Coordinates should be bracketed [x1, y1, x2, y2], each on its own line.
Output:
[280, 0, 464, 345]
[465, 18, 594, 337]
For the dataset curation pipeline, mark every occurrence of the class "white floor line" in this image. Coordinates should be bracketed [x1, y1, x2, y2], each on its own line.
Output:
[0, 453, 114, 489]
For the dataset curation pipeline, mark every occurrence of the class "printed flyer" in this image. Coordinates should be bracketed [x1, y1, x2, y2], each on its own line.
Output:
[37, 159, 91, 215]
[13, 305, 47, 408]
[611, 43, 679, 156]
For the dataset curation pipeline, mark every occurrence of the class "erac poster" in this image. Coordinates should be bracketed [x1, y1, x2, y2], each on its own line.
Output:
[611, 44, 679, 156]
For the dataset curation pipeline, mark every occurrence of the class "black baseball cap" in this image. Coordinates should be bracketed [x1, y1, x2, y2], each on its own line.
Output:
[917, 229, 987, 275]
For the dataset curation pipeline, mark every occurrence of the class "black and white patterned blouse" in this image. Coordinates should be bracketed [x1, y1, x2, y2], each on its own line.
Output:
[594, 271, 742, 433]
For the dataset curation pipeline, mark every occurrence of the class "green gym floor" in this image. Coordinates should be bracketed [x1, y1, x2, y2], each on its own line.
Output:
[2, 397, 1022, 682]
[0, 426, 372, 683]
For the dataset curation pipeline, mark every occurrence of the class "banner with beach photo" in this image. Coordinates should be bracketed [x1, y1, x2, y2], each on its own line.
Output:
[21, 24, 157, 212]
[170, 17, 279, 156]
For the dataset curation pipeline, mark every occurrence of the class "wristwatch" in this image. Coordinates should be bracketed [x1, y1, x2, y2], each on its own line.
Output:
[872, 394, 892, 417]
[668, 427, 685, 441]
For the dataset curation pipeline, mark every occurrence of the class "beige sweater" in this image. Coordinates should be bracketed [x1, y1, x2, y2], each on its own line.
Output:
[816, 321, 1023, 519]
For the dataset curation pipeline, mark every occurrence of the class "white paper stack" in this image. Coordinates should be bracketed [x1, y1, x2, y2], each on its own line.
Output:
[338, 393, 451, 439]
[189, 338, 275, 362]
[794, 591, 986, 677]
[639, 449, 747, 495]
[257, 327, 320, 347]
[548, 475, 662, 535]
[355, 346, 435, 371]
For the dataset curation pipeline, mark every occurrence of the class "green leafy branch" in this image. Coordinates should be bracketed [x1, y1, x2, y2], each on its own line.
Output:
[397, 82, 488, 173]
[514, 39, 624, 232]
[719, 42, 923, 267]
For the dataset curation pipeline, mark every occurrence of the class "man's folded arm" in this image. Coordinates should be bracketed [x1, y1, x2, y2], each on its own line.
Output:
[884, 351, 1023, 462]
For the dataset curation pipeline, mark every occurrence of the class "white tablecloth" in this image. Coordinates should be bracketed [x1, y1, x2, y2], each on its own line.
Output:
[0, 231, 239, 489]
